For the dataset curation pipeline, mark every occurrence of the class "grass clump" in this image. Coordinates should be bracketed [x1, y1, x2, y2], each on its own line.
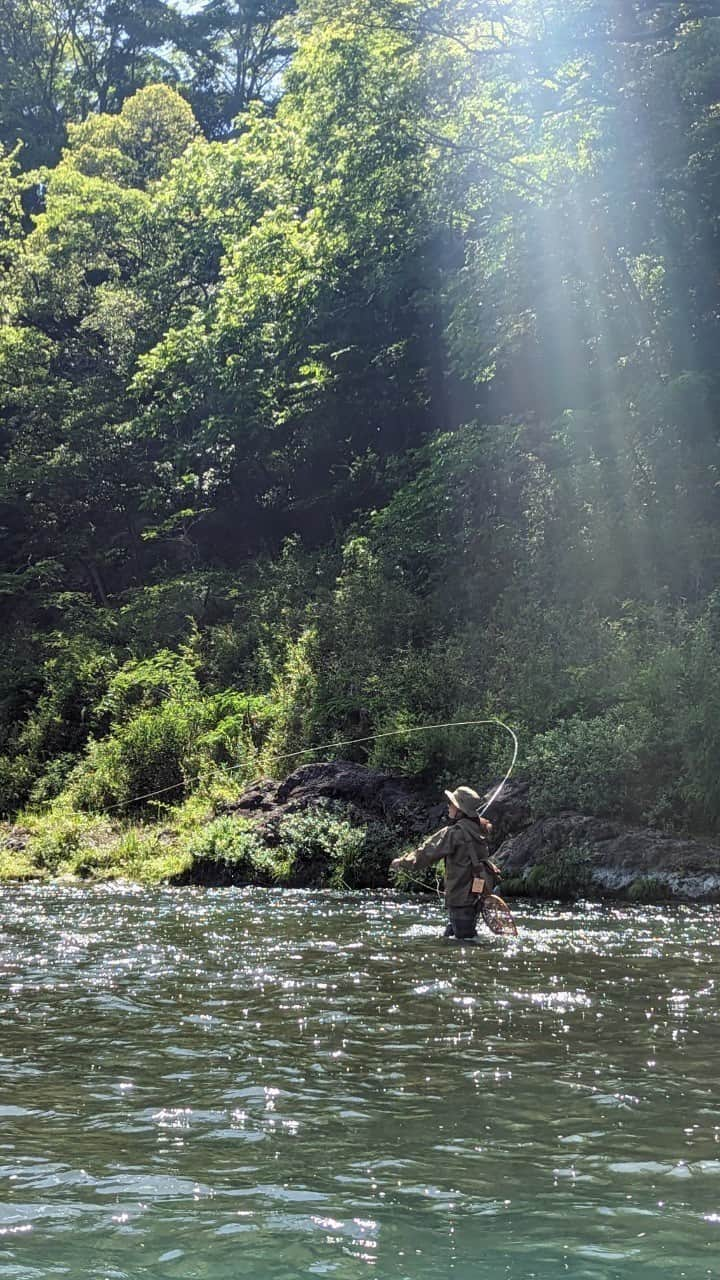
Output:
[0, 843, 42, 881]
[505, 844, 594, 899]
[626, 875, 672, 902]
[67, 827, 192, 883]
[10, 803, 114, 876]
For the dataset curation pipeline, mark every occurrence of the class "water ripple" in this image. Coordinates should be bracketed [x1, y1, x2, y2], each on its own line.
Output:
[1, 887, 719, 1277]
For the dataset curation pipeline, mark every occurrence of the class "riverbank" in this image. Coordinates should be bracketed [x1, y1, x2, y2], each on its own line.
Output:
[3, 761, 720, 901]
[0, 763, 419, 890]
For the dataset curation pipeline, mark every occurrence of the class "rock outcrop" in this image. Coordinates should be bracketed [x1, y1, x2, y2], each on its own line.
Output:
[224, 759, 446, 839]
[226, 763, 530, 840]
[497, 812, 720, 901]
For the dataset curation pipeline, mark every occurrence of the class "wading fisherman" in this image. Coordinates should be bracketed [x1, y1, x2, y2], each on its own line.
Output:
[390, 786, 501, 941]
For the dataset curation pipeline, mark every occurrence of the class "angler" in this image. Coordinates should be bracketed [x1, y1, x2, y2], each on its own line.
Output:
[390, 785, 513, 941]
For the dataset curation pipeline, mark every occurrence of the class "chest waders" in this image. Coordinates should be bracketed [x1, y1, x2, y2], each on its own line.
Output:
[467, 842, 518, 938]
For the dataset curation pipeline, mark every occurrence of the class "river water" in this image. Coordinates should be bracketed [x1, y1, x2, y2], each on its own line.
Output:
[0, 887, 719, 1280]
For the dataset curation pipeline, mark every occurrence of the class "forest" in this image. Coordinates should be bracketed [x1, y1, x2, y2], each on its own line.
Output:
[3, 0, 720, 879]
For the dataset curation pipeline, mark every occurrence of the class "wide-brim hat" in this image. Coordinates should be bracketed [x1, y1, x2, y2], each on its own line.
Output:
[444, 785, 482, 818]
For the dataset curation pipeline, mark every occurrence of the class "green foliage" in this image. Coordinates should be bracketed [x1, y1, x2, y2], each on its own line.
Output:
[274, 805, 367, 886]
[23, 806, 98, 875]
[269, 803, 402, 888]
[66, 826, 192, 884]
[179, 804, 401, 889]
[626, 876, 672, 904]
[0, 795, 222, 884]
[0, 634, 116, 815]
[0, 844, 39, 881]
[187, 815, 266, 878]
[95, 650, 201, 721]
[71, 700, 204, 812]
[64, 651, 200, 810]
[390, 857, 442, 897]
[526, 714, 643, 818]
[117, 576, 221, 656]
[0, 796, 404, 887]
[0, 756, 34, 816]
[670, 610, 720, 831]
[199, 690, 275, 769]
[6, 0, 720, 851]
[515, 846, 593, 900]
[64, 86, 199, 187]
[333, 817, 404, 890]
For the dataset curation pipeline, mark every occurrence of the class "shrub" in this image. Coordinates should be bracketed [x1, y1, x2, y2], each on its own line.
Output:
[96, 650, 201, 723]
[0, 634, 116, 815]
[194, 540, 328, 691]
[20, 805, 107, 875]
[0, 756, 34, 817]
[273, 805, 366, 886]
[117, 577, 220, 656]
[267, 803, 402, 888]
[30, 814, 89, 874]
[198, 690, 275, 771]
[526, 713, 643, 817]
[69, 696, 208, 813]
[519, 845, 593, 898]
[187, 815, 266, 880]
[28, 753, 84, 808]
[335, 818, 408, 889]
[671, 611, 720, 831]
[66, 650, 275, 814]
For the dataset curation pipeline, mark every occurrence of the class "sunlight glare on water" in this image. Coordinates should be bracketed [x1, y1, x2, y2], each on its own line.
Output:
[1, 887, 720, 1279]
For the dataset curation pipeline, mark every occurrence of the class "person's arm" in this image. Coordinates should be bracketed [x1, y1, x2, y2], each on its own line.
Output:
[390, 825, 455, 873]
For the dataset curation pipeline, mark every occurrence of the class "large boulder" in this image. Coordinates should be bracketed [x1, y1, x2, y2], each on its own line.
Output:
[169, 762, 529, 890]
[170, 761, 449, 890]
[225, 760, 445, 839]
[498, 812, 720, 900]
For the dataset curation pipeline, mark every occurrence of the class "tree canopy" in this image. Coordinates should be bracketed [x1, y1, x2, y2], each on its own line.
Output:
[3, 0, 720, 834]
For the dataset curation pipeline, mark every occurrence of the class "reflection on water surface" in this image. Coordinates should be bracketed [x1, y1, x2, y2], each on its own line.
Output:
[1, 887, 719, 1278]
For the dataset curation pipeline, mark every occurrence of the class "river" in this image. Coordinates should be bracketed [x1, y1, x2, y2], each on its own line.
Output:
[0, 887, 719, 1279]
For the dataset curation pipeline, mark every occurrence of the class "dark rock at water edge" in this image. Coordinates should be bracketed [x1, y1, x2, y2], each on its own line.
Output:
[498, 812, 720, 902]
[179, 764, 536, 891]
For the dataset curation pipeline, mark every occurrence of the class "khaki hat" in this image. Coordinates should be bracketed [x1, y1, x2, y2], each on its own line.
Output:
[444, 785, 482, 817]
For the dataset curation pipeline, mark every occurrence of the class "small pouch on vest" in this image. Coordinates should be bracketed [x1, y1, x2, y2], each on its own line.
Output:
[471, 876, 486, 896]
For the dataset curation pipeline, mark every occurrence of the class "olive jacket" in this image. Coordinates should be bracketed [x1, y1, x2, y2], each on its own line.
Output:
[395, 816, 496, 908]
